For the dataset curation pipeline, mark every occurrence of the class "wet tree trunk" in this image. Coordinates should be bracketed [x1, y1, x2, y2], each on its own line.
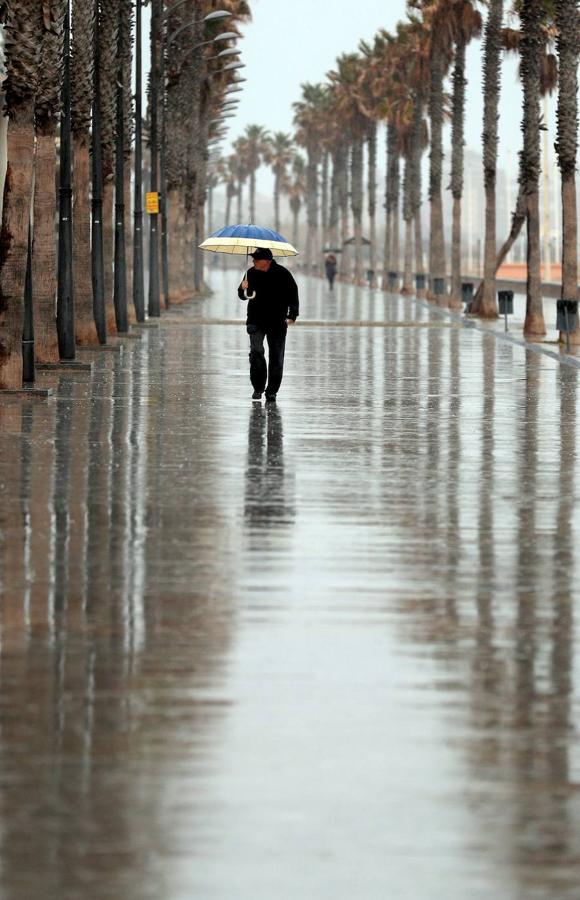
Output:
[292, 206, 300, 249]
[103, 181, 116, 332]
[328, 148, 340, 251]
[320, 151, 329, 253]
[33, 125, 60, 362]
[449, 35, 466, 310]
[237, 180, 243, 222]
[339, 145, 350, 278]
[73, 137, 98, 344]
[305, 145, 319, 274]
[249, 168, 256, 223]
[0, 105, 35, 389]
[367, 123, 377, 286]
[473, 0, 502, 317]
[402, 152, 413, 294]
[428, 39, 446, 301]
[410, 94, 425, 294]
[521, 0, 546, 336]
[382, 126, 392, 289]
[555, 0, 579, 343]
[351, 135, 364, 284]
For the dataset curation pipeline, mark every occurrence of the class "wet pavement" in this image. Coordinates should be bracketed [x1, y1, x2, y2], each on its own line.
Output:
[1, 271, 580, 899]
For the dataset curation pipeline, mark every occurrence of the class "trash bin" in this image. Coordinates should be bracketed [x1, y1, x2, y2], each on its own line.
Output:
[498, 290, 514, 315]
[433, 277, 445, 296]
[461, 282, 474, 309]
[366, 268, 374, 285]
[415, 274, 426, 291]
[388, 270, 398, 290]
[556, 299, 578, 332]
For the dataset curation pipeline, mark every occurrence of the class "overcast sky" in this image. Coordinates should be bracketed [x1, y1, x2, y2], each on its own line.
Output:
[220, 0, 558, 197]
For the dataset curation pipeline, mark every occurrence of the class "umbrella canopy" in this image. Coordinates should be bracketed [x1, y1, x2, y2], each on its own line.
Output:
[199, 224, 298, 257]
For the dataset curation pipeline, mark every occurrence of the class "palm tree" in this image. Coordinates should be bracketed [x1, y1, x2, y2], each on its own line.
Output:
[72, 0, 98, 345]
[241, 124, 270, 223]
[555, 0, 579, 342]
[328, 54, 370, 284]
[449, 1, 482, 309]
[294, 82, 328, 273]
[469, 0, 503, 317]
[520, 0, 546, 336]
[284, 153, 306, 249]
[33, 0, 65, 364]
[0, 0, 43, 389]
[265, 131, 294, 233]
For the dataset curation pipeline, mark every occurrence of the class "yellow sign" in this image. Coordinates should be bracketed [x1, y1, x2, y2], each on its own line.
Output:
[145, 191, 160, 214]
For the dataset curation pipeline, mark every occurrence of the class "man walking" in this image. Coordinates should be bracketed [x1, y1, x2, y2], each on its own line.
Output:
[239, 248, 299, 403]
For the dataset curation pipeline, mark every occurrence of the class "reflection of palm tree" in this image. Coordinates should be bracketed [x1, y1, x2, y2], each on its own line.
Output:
[244, 405, 294, 529]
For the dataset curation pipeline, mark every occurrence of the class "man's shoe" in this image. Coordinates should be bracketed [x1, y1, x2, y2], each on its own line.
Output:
[265, 393, 277, 403]
[252, 390, 262, 401]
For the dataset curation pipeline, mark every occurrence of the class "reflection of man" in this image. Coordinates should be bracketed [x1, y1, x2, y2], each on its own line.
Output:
[244, 404, 294, 528]
[238, 248, 299, 403]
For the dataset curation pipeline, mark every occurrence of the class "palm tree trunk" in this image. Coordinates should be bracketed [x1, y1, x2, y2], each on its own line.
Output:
[402, 152, 413, 294]
[0, 104, 35, 389]
[249, 169, 256, 222]
[321, 151, 329, 253]
[382, 125, 393, 289]
[73, 136, 98, 344]
[472, 0, 502, 317]
[274, 170, 280, 232]
[351, 135, 364, 284]
[237, 180, 243, 222]
[103, 182, 116, 332]
[521, 0, 546, 336]
[428, 39, 447, 300]
[292, 205, 300, 249]
[449, 35, 466, 310]
[555, 0, 579, 343]
[328, 148, 340, 250]
[305, 146, 319, 274]
[33, 124, 60, 363]
[410, 95, 425, 293]
[367, 123, 377, 286]
[339, 145, 350, 278]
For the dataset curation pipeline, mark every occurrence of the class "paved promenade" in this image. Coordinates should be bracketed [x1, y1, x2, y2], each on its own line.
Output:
[0, 271, 579, 899]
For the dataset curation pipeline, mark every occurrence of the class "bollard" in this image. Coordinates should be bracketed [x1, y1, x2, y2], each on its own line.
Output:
[461, 282, 474, 312]
[498, 290, 514, 332]
[415, 273, 426, 292]
[556, 299, 578, 353]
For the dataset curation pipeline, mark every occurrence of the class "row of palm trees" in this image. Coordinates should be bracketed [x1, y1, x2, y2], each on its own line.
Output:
[0, 0, 251, 391]
[214, 125, 307, 246]
[216, 0, 578, 341]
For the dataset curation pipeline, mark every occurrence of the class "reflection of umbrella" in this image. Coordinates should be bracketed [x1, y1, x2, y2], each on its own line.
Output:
[199, 223, 298, 257]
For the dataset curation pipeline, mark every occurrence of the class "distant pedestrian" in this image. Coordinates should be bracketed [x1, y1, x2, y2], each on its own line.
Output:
[325, 253, 337, 290]
[238, 248, 300, 403]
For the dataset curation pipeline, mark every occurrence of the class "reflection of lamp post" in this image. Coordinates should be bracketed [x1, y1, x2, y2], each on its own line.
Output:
[57, 0, 75, 358]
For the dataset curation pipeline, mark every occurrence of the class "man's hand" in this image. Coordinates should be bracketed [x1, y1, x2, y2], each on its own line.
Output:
[286, 318, 295, 326]
[242, 279, 249, 291]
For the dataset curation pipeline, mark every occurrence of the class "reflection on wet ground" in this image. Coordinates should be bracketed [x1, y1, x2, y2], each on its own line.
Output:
[1, 272, 579, 898]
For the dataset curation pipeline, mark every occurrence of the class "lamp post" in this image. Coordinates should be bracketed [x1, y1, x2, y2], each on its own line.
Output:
[148, 0, 161, 318]
[91, 0, 106, 343]
[113, 0, 128, 332]
[133, 0, 145, 321]
[57, 0, 75, 359]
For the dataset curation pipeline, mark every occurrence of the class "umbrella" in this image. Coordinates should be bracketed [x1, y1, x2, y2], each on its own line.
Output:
[199, 223, 298, 300]
[199, 223, 298, 257]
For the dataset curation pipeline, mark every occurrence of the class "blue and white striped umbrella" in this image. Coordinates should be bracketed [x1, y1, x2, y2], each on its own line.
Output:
[199, 223, 298, 257]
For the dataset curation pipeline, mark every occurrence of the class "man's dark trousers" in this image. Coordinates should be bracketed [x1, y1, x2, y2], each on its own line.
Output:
[247, 324, 287, 395]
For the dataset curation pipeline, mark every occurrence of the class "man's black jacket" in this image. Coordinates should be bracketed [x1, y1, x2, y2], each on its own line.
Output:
[238, 260, 299, 330]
